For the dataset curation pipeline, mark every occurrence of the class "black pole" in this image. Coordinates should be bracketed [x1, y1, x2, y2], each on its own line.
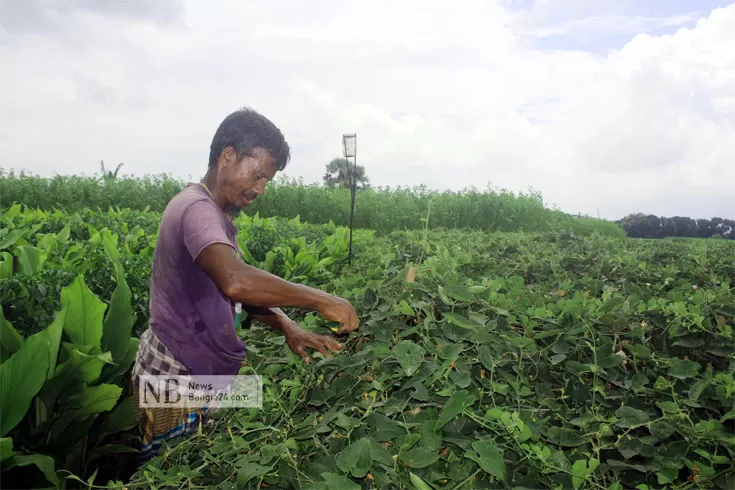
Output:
[347, 139, 357, 266]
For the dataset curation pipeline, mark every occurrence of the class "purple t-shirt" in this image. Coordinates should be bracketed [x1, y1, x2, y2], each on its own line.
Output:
[148, 183, 246, 375]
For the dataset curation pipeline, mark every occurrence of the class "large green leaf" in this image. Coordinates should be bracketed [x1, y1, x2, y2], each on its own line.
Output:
[101, 230, 122, 266]
[399, 447, 439, 469]
[443, 312, 481, 330]
[321, 472, 361, 490]
[5, 453, 59, 487]
[689, 365, 713, 402]
[366, 413, 405, 441]
[336, 437, 373, 478]
[15, 245, 43, 274]
[409, 472, 435, 490]
[101, 273, 133, 363]
[100, 337, 139, 384]
[0, 332, 51, 436]
[668, 358, 701, 379]
[615, 406, 650, 428]
[55, 345, 113, 384]
[44, 410, 82, 445]
[0, 252, 12, 279]
[393, 340, 425, 377]
[0, 437, 13, 462]
[56, 224, 70, 243]
[65, 384, 123, 420]
[443, 285, 475, 302]
[43, 309, 66, 380]
[98, 396, 137, 440]
[0, 309, 24, 363]
[467, 440, 506, 483]
[27, 311, 67, 425]
[38, 351, 106, 418]
[369, 439, 395, 467]
[420, 420, 442, 452]
[236, 461, 273, 486]
[437, 390, 476, 428]
[572, 459, 588, 490]
[54, 414, 98, 448]
[546, 427, 587, 447]
[60, 275, 106, 347]
[0, 229, 28, 250]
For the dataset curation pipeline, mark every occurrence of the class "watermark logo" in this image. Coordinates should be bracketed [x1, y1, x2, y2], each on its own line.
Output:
[139, 375, 262, 409]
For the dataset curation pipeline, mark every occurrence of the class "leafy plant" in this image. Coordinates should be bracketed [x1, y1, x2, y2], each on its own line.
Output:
[1, 202, 733, 489]
[0, 238, 139, 488]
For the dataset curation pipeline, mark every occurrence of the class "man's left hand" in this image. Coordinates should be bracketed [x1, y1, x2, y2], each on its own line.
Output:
[284, 322, 342, 364]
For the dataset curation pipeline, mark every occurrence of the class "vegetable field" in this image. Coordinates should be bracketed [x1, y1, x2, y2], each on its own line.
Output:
[0, 170, 625, 237]
[1, 205, 734, 490]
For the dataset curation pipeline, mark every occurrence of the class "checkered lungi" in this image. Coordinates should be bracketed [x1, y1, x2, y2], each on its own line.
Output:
[131, 328, 211, 463]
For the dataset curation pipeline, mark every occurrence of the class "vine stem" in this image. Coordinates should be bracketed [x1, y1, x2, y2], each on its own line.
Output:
[450, 469, 481, 490]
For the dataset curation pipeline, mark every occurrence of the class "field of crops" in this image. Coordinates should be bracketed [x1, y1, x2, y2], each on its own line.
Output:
[1, 204, 734, 490]
[0, 170, 625, 237]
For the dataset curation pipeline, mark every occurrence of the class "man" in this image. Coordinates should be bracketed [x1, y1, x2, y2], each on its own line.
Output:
[131, 107, 359, 462]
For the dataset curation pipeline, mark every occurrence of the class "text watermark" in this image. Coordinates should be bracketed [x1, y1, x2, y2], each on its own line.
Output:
[138, 375, 262, 409]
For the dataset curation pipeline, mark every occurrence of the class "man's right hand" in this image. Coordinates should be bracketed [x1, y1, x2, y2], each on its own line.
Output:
[317, 294, 359, 334]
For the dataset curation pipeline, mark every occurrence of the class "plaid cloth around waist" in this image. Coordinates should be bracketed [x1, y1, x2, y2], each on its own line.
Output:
[132, 327, 188, 378]
[132, 328, 212, 464]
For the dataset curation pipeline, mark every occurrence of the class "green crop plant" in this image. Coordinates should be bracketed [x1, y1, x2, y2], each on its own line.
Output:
[0, 205, 733, 489]
[1, 233, 139, 488]
[1, 170, 628, 237]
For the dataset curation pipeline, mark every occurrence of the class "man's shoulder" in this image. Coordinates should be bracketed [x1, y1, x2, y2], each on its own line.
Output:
[164, 184, 217, 217]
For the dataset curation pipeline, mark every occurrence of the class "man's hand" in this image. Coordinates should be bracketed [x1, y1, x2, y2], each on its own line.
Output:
[283, 321, 343, 364]
[316, 294, 360, 334]
[242, 305, 351, 363]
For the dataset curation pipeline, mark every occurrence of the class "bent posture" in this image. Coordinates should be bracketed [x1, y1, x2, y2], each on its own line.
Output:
[131, 108, 359, 462]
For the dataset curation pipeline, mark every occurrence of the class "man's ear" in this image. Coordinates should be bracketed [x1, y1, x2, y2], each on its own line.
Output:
[221, 146, 237, 168]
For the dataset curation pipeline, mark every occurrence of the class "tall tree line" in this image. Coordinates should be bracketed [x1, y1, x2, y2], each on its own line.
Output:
[617, 213, 734, 239]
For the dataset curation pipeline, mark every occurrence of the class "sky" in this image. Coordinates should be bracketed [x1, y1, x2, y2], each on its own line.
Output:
[1, 0, 734, 221]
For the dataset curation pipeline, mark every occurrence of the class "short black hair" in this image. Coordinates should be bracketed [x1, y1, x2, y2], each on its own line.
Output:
[208, 107, 290, 170]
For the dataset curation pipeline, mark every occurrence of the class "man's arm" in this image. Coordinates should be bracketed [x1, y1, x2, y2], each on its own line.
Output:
[242, 305, 293, 334]
[197, 243, 327, 309]
[196, 243, 359, 333]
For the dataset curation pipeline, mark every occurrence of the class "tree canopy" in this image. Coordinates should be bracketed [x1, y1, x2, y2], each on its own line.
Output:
[617, 213, 734, 239]
[322, 158, 369, 189]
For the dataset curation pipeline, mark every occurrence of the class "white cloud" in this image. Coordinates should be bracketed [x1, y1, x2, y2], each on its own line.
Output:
[0, 0, 733, 220]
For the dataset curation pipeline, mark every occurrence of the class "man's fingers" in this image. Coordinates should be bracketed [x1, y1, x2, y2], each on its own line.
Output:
[336, 317, 359, 334]
[311, 339, 331, 358]
[294, 344, 311, 363]
[305, 335, 342, 359]
[320, 335, 342, 353]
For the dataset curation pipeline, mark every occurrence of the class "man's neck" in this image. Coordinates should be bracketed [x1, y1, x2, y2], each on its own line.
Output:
[201, 170, 227, 211]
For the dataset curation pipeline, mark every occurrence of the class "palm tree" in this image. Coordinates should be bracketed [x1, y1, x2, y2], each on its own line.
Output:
[99, 160, 124, 182]
[323, 158, 369, 189]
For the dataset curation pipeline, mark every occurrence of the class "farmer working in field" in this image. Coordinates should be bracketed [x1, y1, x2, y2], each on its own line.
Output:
[131, 107, 359, 462]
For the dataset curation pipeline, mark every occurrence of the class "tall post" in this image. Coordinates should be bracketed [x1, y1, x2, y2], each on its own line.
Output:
[343, 134, 357, 266]
[348, 144, 357, 266]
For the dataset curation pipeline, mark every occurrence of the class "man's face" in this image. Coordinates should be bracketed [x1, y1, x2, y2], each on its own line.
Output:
[219, 146, 278, 215]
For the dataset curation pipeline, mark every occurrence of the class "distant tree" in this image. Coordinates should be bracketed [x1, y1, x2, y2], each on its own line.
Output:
[696, 218, 714, 238]
[672, 216, 696, 237]
[618, 213, 661, 238]
[323, 158, 369, 189]
[661, 217, 677, 237]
